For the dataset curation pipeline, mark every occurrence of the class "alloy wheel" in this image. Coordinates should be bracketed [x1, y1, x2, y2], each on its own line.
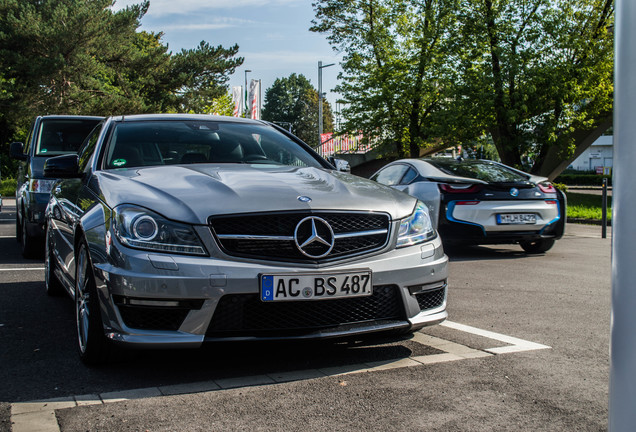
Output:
[76, 245, 90, 354]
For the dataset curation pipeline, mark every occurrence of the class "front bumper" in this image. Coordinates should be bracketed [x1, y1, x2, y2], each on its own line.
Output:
[92, 232, 449, 348]
[23, 192, 51, 237]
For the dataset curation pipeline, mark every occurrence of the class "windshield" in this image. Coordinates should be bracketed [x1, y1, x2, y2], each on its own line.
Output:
[103, 120, 325, 169]
[425, 159, 529, 183]
[36, 119, 100, 156]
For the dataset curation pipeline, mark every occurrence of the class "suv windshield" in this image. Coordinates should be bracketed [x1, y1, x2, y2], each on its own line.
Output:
[103, 120, 325, 169]
[36, 119, 100, 156]
[425, 159, 529, 183]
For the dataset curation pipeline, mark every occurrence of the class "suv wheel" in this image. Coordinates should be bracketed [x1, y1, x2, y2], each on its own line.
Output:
[45, 224, 64, 296]
[21, 217, 39, 258]
[16, 213, 22, 243]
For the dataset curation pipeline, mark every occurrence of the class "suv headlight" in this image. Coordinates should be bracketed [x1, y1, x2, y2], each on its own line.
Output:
[29, 179, 56, 193]
[113, 205, 207, 256]
[396, 201, 435, 248]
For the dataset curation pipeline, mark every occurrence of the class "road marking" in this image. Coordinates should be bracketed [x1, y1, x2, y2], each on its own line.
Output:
[441, 320, 551, 354]
[0, 267, 45, 272]
[9, 322, 550, 432]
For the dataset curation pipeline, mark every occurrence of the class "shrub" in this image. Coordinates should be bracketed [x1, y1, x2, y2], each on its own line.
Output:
[554, 174, 611, 186]
[0, 177, 16, 197]
[553, 182, 568, 192]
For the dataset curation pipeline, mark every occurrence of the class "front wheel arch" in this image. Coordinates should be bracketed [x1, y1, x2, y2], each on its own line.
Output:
[75, 237, 112, 365]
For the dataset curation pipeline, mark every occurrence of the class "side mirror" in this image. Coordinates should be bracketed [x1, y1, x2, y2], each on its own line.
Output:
[10, 142, 27, 161]
[333, 158, 351, 173]
[328, 156, 351, 172]
[43, 154, 82, 179]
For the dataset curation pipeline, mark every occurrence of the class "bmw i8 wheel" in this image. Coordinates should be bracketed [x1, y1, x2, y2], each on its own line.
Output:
[520, 238, 555, 254]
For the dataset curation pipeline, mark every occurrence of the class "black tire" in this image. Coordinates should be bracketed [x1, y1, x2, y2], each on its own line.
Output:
[45, 224, 64, 296]
[16, 213, 22, 244]
[520, 238, 556, 254]
[21, 217, 39, 258]
[75, 240, 112, 365]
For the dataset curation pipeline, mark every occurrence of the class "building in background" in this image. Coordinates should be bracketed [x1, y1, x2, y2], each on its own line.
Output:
[568, 133, 613, 174]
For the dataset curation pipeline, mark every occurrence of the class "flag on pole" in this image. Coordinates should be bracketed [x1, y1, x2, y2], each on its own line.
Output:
[232, 86, 243, 118]
[248, 79, 261, 120]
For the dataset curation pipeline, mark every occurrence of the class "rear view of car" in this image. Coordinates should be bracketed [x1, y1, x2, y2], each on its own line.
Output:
[371, 158, 565, 253]
[10, 115, 102, 257]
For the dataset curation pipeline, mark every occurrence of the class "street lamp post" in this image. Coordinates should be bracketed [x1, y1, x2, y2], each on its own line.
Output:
[318, 61, 335, 147]
[244, 69, 252, 118]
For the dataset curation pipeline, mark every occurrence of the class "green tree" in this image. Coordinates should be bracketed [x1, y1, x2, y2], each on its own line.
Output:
[312, 0, 613, 178]
[203, 92, 235, 116]
[455, 0, 613, 178]
[0, 0, 243, 174]
[262, 73, 334, 146]
[312, 0, 461, 158]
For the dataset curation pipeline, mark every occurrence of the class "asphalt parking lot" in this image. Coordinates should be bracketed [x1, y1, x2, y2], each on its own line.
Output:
[0, 198, 610, 431]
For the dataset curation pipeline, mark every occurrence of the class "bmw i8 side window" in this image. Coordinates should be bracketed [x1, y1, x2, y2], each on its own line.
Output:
[399, 167, 418, 185]
[372, 164, 409, 186]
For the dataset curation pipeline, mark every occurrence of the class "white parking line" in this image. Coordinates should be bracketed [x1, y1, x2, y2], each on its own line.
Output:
[0, 268, 45, 272]
[9, 322, 550, 432]
[441, 320, 551, 354]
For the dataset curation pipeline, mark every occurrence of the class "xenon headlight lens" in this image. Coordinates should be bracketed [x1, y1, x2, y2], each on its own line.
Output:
[396, 201, 435, 248]
[113, 205, 207, 256]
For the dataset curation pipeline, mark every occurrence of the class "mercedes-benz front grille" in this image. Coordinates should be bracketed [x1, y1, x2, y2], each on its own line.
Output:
[209, 211, 391, 263]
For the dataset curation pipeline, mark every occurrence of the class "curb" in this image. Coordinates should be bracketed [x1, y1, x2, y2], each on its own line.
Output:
[567, 217, 612, 226]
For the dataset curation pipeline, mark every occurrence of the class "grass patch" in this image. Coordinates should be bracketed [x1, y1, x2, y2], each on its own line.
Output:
[566, 192, 612, 221]
[0, 177, 16, 197]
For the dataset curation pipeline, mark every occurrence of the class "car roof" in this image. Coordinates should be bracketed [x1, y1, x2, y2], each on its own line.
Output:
[109, 113, 265, 125]
[39, 115, 104, 121]
[383, 158, 548, 184]
[388, 158, 447, 177]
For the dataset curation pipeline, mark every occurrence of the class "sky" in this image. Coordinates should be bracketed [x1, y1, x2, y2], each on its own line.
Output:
[112, 0, 343, 108]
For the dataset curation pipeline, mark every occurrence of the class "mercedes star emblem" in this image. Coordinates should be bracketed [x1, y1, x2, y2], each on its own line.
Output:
[294, 216, 335, 259]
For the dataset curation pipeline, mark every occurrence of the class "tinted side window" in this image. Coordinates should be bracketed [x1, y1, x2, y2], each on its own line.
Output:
[400, 167, 418, 185]
[24, 120, 36, 155]
[78, 124, 103, 173]
[36, 119, 101, 156]
[372, 165, 409, 186]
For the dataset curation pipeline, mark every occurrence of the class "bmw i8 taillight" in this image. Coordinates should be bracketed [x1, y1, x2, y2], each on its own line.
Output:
[538, 182, 556, 193]
[438, 183, 483, 194]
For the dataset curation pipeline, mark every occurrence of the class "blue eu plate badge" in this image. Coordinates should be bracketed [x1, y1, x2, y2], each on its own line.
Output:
[261, 275, 274, 301]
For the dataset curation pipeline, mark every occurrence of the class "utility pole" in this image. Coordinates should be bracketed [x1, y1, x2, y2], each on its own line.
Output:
[610, 1, 636, 429]
[318, 61, 334, 147]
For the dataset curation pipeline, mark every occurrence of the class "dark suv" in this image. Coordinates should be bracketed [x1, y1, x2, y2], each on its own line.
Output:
[10, 115, 102, 257]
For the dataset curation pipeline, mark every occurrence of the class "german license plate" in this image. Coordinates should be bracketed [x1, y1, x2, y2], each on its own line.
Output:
[260, 270, 372, 302]
[496, 213, 537, 224]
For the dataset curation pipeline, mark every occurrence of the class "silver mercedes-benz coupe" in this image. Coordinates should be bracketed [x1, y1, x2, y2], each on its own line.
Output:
[43, 114, 448, 364]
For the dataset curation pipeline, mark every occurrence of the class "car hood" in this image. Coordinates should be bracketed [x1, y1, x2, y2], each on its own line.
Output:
[93, 165, 417, 224]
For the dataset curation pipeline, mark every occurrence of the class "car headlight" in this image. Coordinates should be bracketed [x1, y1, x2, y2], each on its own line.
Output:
[396, 201, 435, 248]
[112, 205, 207, 256]
[29, 179, 56, 193]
